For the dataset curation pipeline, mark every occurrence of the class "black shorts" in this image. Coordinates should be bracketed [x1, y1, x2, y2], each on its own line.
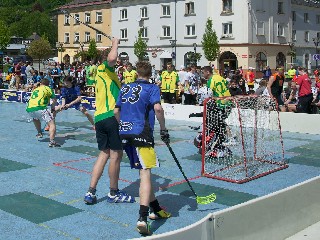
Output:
[162, 92, 176, 104]
[95, 116, 122, 151]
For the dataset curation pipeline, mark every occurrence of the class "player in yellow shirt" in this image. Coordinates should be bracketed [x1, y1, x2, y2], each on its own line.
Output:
[122, 62, 138, 84]
[84, 37, 135, 205]
[160, 62, 179, 103]
[26, 78, 59, 147]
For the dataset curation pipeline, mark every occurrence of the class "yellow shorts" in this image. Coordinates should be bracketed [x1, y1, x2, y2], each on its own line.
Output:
[124, 145, 159, 169]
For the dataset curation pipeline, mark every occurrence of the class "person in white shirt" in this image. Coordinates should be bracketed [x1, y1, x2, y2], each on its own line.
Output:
[178, 65, 187, 104]
[184, 65, 198, 105]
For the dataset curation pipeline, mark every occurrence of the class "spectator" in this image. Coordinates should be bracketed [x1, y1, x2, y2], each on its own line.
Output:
[238, 78, 246, 95]
[228, 79, 243, 96]
[184, 65, 198, 105]
[267, 67, 286, 112]
[296, 67, 313, 113]
[263, 66, 272, 80]
[159, 62, 179, 104]
[284, 81, 298, 112]
[197, 79, 213, 106]
[255, 79, 267, 96]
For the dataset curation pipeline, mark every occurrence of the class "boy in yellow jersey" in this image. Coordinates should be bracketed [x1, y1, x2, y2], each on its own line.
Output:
[86, 60, 97, 96]
[160, 62, 179, 103]
[202, 66, 232, 157]
[122, 62, 138, 84]
[84, 37, 135, 205]
[26, 78, 60, 147]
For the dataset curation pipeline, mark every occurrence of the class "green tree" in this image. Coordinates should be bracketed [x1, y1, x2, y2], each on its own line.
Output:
[133, 30, 148, 61]
[0, 21, 11, 51]
[27, 35, 52, 71]
[202, 18, 220, 63]
[87, 39, 98, 61]
[0, 21, 11, 71]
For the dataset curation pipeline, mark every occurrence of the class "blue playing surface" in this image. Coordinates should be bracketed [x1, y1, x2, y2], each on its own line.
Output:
[0, 101, 319, 239]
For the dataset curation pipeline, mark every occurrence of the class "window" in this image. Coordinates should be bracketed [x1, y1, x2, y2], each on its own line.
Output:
[277, 23, 284, 36]
[256, 22, 264, 36]
[120, 9, 127, 20]
[140, 27, 148, 38]
[96, 12, 102, 23]
[304, 13, 309, 23]
[64, 15, 70, 25]
[74, 14, 80, 24]
[120, 28, 128, 39]
[256, 52, 267, 72]
[162, 5, 170, 16]
[185, 2, 195, 15]
[316, 15, 320, 24]
[304, 31, 309, 42]
[292, 11, 296, 22]
[140, 7, 148, 19]
[162, 26, 171, 37]
[256, 0, 264, 11]
[96, 32, 102, 42]
[186, 24, 196, 36]
[292, 30, 296, 41]
[277, 1, 284, 14]
[74, 33, 80, 43]
[222, 0, 232, 13]
[222, 22, 232, 37]
[317, 32, 320, 39]
[64, 33, 70, 43]
[85, 13, 91, 23]
[85, 32, 90, 42]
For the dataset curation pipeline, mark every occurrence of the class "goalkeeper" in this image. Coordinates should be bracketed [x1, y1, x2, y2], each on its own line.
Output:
[191, 66, 232, 157]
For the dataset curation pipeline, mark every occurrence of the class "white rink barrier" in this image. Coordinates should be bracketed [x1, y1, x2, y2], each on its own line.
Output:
[133, 176, 320, 240]
[162, 103, 320, 135]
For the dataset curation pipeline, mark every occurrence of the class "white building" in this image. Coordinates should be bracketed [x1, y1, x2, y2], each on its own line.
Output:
[111, 0, 320, 74]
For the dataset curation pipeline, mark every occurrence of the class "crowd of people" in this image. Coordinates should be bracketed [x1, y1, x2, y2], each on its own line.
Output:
[1, 53, 319, 114]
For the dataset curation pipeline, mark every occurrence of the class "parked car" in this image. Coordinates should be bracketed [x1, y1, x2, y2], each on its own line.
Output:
[13, 55, 33, 65]
[43, 57, 58, 66]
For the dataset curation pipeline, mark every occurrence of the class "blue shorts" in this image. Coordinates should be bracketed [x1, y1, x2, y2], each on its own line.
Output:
[124, 144, 159, 170]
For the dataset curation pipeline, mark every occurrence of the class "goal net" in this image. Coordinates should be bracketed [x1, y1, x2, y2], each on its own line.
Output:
[201, 95, 288, 183]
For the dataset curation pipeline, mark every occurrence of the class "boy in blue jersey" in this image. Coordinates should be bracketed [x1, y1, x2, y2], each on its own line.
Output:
[56, 76, 95, 128]
[114, 61, 171, 235]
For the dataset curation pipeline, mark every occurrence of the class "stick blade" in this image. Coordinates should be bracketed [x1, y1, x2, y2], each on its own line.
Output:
[196, 193, 217, 205]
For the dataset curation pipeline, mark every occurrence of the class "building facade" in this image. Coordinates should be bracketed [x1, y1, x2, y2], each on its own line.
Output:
[58, 0, 320, 73]
[58, 0, 113, 63]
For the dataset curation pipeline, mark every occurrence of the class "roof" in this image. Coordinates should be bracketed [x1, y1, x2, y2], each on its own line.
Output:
[60, 0, 112, 10]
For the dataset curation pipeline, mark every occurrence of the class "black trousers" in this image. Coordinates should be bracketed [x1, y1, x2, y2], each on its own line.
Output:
[297, 93, 313, 114]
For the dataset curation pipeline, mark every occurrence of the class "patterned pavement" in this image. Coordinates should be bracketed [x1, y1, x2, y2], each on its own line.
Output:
[0, 101, 320, 239]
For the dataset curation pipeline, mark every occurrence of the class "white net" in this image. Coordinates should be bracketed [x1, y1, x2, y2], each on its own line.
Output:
[202, 96, 288, 183]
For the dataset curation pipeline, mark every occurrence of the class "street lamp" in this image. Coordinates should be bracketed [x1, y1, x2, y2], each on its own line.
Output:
[56, 42, 64, 64]
[193, 43, 197, 65]
[313, 37, 320, 68]
[288, 42, 295, 64]
[169, 39, 177, 66]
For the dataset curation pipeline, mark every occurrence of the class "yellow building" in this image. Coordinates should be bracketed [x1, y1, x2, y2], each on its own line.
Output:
[57, 0, 112, 64]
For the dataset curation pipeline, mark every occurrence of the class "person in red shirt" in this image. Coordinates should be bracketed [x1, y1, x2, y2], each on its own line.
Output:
[296, 67, 313, 113]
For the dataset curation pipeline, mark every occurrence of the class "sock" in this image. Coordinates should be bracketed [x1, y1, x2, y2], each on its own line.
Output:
[149, 199, 162, 213]
[109, 188, 118, 196]
[139, 205, 149, 222]
[88, 187, 96, 195]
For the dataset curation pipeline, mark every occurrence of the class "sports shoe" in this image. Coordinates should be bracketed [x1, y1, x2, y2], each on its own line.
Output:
[106, 190, 135, 203]
[136, 217, 151, 235]
[36, 133, 43, 138]
[48, 141, 61, 147]
[44, 125, 50, 131]
[149, 208, 171, 220]
[84, 192, 97, 204]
